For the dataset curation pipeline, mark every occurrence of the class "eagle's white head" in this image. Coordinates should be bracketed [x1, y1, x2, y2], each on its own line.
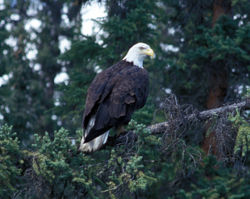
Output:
[123, 42, 155, 68]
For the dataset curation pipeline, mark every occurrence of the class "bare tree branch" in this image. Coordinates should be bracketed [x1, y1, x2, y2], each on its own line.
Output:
[148, 98, 249, 134]
[106, 98, 249, 146]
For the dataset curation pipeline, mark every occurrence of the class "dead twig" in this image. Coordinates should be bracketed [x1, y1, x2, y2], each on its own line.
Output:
[106, 98, 249, 146]
[148, 98, 249, 134]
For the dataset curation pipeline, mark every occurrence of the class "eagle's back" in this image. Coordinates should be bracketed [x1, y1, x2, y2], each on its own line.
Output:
[83, 60, 149, 142]
[82, 61, 129, 127]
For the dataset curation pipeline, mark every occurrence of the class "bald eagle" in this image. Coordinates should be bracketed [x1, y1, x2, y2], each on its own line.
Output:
[79, 43, 155, 152]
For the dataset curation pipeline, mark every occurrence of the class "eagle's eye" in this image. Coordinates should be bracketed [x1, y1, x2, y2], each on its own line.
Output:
[139, 46, 146, 50]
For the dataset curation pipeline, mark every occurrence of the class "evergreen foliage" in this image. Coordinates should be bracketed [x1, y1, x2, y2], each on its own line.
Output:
[0, 125, 22, 197]
[0, 118, 249, 198]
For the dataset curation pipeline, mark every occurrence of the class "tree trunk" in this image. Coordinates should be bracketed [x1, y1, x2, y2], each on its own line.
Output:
[202, 0, 232, 158]
[212, 0, 231, 27]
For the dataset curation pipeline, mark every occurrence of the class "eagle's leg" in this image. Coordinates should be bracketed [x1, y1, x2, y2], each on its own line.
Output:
[115, 125, 127, 136]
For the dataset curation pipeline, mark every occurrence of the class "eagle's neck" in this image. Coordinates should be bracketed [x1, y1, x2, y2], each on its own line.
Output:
[123, 52, 144, 68]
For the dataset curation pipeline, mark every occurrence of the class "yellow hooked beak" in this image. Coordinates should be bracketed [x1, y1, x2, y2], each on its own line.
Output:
[143, 48, 155, 59]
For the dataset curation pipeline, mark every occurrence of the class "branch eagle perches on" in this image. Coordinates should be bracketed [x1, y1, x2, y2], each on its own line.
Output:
[107, 98, 250, 146]
[148, 98, 250, 134]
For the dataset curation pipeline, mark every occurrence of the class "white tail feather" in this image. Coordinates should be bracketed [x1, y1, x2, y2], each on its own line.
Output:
[84, 115, 96, 138]
[79, 114, 110, 152]
[79, 131, 109, 152]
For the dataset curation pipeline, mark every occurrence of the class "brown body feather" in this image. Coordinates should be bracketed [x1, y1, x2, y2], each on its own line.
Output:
[82, 60, 149, 143]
